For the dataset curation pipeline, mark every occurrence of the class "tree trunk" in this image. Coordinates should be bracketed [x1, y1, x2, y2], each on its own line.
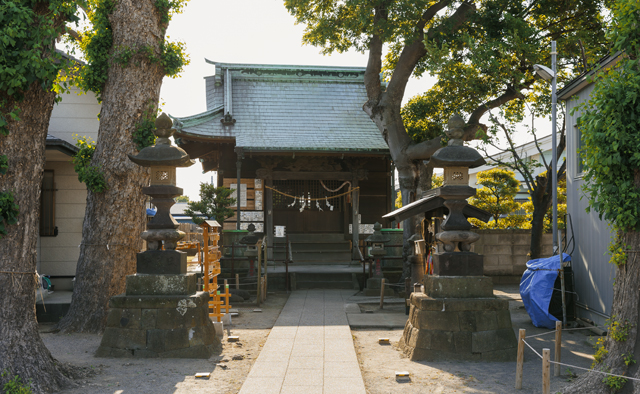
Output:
[57, 0, 165, 333]
[528, 174, 552, 259]
[0, 83, 73, 392]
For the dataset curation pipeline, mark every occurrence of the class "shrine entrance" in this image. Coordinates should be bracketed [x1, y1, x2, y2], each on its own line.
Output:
[272, 180, 347, 234]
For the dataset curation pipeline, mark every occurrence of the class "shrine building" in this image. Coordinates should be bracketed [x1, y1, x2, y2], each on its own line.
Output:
[172, 61, 394, 261]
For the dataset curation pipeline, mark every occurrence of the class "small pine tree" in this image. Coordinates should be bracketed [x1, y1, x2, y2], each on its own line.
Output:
[469, 168, 522, 228]
[184, 183, 236, 225]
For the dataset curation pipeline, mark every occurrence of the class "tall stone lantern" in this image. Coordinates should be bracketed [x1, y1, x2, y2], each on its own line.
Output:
[364, 222, 394, 296]
[391, 114, 517, 362]
[96, 114, 219, 359]
[240, 224, 260, 277]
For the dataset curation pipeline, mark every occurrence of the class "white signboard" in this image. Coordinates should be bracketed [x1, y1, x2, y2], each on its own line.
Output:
[240, 222, 264, 232]
[229, 183, 247, 208]
[275, 226, 286, 238]
[255, 179, 263, 189]
[240, 211, 264, 222]
[255, 190, 263, 210]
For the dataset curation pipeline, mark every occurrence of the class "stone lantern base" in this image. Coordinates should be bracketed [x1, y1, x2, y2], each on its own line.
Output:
[96, 273, 220, 358]
[399, 275, 517, 361]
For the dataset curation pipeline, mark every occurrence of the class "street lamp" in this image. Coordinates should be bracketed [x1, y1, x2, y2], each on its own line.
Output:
[535, 41, 563, 325]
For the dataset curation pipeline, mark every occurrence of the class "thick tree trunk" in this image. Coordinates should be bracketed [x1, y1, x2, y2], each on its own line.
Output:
[0, 84, 73, 392]
[57, 0, 165, 333]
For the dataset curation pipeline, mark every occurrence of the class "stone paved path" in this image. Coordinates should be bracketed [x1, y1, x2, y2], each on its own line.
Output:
[239, 289, 366, 394]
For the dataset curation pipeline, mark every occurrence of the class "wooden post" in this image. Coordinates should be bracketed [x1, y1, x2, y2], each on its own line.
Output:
[256, 240, 262, 306]
[266, 178, 273, 259]
[380, 278, 386, 309]
[235, 273, 240, 290]
[351, 179, 359, 259]
[555, 321, 562, 377]
[542, 348, 550, 394]
[515, 329, 525, 389]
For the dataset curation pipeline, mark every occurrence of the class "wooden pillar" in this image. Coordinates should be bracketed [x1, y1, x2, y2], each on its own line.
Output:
[235, 147, 243, 230]
[265, 178, 273, 260]
[351, 178, 359, 259]
[390, 160, 396, 228]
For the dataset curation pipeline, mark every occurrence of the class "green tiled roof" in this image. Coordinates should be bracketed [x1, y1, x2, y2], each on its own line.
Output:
[172, 61, 389, 153]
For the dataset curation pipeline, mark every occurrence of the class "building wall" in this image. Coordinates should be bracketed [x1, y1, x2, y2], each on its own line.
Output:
[564, 84, 615, 327]
[38, 87, 100, 290]
[48, 86, 101, 145]
[473, 229, 553, 282]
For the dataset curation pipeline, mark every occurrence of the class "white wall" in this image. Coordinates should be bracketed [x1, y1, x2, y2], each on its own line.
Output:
[38, 87, 100, 290]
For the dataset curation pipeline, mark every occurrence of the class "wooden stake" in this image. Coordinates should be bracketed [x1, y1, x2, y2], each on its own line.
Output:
[554, 321, 562, 377]
[380, 278, 386, 309]
[542, 348, 550, 394]
[515, 328, 525, 389]
[235, 273, 239, 290]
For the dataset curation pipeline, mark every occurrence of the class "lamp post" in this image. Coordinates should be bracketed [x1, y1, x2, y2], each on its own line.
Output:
[534, 41, 564, 326]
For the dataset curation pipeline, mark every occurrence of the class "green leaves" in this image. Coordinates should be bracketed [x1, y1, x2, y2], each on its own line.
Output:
[72, 135, 108, 193]
[184, 184, 236, 224]
[469, 168, 522, 226]
[0, 191, 19, 238]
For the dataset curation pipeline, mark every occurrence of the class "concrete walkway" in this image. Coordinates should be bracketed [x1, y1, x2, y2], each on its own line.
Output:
[239, 289, 366, 394]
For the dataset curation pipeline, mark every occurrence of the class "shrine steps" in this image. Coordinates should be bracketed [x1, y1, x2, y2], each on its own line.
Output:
[273, 233, 352, 265]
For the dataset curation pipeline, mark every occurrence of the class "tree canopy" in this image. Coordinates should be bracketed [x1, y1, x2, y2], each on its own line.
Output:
[469, 168, 522, 227]
[184, 183, 236, 225]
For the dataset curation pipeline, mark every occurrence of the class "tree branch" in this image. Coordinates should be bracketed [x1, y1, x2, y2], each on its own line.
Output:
[405, 135, 444, 161]
[66, 27, 82, 42]
[465, 87, 526, 140]
[364, 4, 389, 102]
[385, 1, 475, 102]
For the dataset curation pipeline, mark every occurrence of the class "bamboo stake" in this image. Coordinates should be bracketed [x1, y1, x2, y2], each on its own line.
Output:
[380, 278, 386, 309]
[256, 240, 262, 306]
[555, 321, 562, 377]
[235, 273, 240, 289]
[516, 329, 525, 389]
[542, 348, 550, 394]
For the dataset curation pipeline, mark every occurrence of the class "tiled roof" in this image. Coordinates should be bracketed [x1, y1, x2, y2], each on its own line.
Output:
[172, 61, 389, 153]
[46, 134, 78, 156]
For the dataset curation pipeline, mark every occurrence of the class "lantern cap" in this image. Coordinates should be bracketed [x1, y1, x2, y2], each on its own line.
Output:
[239, 224, 260, 245]
[365, 222, 390, 244]
[128, 113, 195, 168]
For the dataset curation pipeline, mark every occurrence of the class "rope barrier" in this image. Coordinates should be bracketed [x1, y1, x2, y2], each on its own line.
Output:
[525, 326, 595, 339]
[79, 243, 139, 252]
[521, 331, 640, 383]
[265, 185, 359, 201]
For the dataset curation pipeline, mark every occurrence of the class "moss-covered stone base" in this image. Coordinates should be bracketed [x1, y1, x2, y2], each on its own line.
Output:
[96, 290, 220, 359]
[399, 280, 517, 361]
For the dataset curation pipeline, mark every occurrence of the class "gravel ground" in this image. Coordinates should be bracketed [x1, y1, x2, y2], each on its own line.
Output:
[41, 293, 289, 394]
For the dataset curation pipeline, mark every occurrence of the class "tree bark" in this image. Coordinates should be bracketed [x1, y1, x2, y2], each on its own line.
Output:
[0, 83, 73, 392]
[528, 174, 551, 259]
[56, 0, 165, 333]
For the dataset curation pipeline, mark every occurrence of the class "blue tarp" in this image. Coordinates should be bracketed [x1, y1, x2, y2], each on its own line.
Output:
[520, 253, 572, 329]
[146, 208, 156, 216]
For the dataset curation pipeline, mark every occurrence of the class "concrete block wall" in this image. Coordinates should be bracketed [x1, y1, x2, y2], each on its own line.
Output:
[473, 229, 554, 282]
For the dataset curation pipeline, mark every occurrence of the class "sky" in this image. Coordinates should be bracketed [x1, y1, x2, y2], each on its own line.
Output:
[159, 0, 438, 200]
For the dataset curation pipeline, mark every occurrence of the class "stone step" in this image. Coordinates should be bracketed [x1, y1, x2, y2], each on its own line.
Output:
[284, 233, 346, 243]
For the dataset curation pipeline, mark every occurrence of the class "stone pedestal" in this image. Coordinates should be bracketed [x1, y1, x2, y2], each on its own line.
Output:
[364, 277, 395, 296]
[96, 273, 220, 358]
[399, 276, 517, 361]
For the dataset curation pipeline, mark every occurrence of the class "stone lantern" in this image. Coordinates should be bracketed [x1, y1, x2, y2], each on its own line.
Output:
[240, 224, 260, 277]
[365, 222, 390, 277]
[364, 222, 393, 296]
[386, 114, 517, 362]
[96, 113, 219, 359]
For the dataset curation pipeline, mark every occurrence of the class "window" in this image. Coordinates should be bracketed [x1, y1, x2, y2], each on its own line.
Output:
[575, 121, 584, 176]
[40, 170, 56, 236]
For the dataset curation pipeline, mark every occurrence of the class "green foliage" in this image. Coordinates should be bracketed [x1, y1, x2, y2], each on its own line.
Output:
[608, 233, 628, 267]
[603, 374, 627, 391]
[77, 0, 116, 97]
[607, 317, 632, 342]
[469, 168, 521, 226]
[1, 370, 32, 394]
[175, 195, 189, 203]
[623, 353, 636, 366]
[593, 336, 608, 366]
[0, 191, 19, 238]
[132, 105, 157, 150]
[78, 0, 189, 98]
[72, 135, 107, 193]
[577, 0, 640, 231]
[184, 184, 236, 225]
[0, 155, 7, 175]
[0, 0, 79, 134]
